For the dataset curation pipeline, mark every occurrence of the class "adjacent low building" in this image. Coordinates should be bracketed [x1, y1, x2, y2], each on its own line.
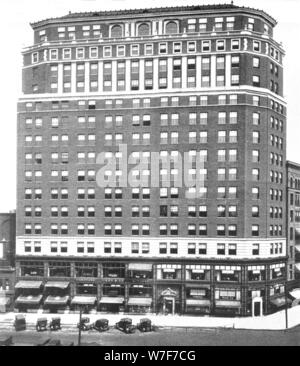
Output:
[286, 161, 300, 305]
[0, 212, 16, 312]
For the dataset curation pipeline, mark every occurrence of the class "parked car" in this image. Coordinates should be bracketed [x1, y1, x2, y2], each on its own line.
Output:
[0, 336, 13, 346]
[49, 317, 61, 331]
[136, 318, 156, 332]
[14, 315, 26, 331]
[77, 317, 93, 331]
[115, 318, 136, 334]
[93, 319, 109, 332]
[36, 318, 48, 332]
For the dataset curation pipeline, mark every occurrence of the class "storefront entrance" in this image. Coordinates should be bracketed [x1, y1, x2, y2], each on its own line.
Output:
[252, 297, 263, 317]
[160, 288, 177, 315]
[164, 298, 175, 315]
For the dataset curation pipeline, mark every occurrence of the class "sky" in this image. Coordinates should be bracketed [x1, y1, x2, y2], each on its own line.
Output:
[0, 0, 299, 212]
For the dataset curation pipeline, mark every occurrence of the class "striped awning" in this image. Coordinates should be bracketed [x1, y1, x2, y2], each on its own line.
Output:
[128, 263, 152, 271]
[289, 289, 300, 300]
[15, 295, 42, 304]
[15, 281, 42, 289]
[128, 297, 152, 306]
[215, 300, 241, 308]
[71, 296, 96, 305]
[44, 296, 70, 305]
[44, 281, 69, 289]
[186, 299, 210, 307]
[270, 296, 292, 307]
[99, 297, 124, 304]
[0, 297, 10, 306]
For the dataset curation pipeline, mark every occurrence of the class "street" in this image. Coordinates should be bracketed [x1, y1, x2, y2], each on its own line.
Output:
[1, 326, 300, 346]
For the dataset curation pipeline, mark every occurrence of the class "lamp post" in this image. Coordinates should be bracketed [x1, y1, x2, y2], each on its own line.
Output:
[284, 281, 289, 330]
[78, 306, 83, 346]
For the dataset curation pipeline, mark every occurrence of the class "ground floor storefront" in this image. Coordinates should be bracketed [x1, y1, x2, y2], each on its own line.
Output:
[0, 269, 15, 313]
[13, 257, 300, 317]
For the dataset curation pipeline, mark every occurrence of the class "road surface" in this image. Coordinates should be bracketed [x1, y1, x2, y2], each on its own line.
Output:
[1, 326, 299, 346]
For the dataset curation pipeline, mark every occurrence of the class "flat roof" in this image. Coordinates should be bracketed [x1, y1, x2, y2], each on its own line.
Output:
[30, 4, 277, 29]
[287, 160, 300, 170]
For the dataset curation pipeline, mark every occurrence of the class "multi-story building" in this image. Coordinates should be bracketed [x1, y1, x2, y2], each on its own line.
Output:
[16, 4, 288, 316]
[0, 212, 16, 312]
[286, 161, 300, 304]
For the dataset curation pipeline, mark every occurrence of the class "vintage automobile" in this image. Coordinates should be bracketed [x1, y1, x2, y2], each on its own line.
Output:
[115, 318, 136, 334]
[36, 318, 48, 332]
[93, 318, 109, 332]
[77, 317, 93, 331]
[136, 318, 155, 332]
[0, 336, 13, 346]
[14, 315, 26, 331]
[49, 317, 61, 331]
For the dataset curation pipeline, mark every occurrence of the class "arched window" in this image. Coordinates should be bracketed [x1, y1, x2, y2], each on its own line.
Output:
[111, 24, 123, 38]
[137, 23, 150, 36]
[165, 21, 178, 34]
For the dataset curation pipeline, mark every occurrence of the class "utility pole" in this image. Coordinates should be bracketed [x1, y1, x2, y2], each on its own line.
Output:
[78, 307, 82, 346]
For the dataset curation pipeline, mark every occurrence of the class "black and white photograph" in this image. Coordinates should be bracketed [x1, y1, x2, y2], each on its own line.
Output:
[0, 0, 300, 351]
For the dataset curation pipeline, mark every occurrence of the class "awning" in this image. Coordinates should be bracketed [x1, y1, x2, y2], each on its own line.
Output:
[162, 269, 175, 273]
[295, 245, 300, 253]
[71, 296, 96, 305]
[215, 300, 241, 308]
[0, 297, 10, 306]
[15, 295, 43, 304]
[186, 299, 210, 307]
[45, 281, 70, 289]
[289, 288, 300, 300]
[99, 297, 124, 304]
[128, 263, 152, 271]
[295, 263, 300, 272]
[127, 297, 152, 306]
[186, 284, 211, 289]
[270, 296, 292, 307]
[15, 281, 42, 289]
[44, 296, 70, 305]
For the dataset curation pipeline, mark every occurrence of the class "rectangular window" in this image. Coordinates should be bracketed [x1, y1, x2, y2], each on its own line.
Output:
[228, 244, 237, 255]
[217, 244, 225, 255]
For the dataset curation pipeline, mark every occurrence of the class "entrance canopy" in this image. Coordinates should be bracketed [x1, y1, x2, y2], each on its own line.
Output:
[71, 296, 96, 305]
[289, 288, 300, 300]
[99, 297, 124, 304]
[215, 300, 241, 308]
[128, 297, 152, 306]
[15, 295, 42, 304]
[186, 299, 210, 307]
[15, 281, 42, 289]
[45, 281, 70, 289]
[44, 296, 69, 305]
[128, 263, 152, 271]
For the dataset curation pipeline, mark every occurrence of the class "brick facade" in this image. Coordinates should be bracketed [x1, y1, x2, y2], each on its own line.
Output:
[16, 4, 289, 316]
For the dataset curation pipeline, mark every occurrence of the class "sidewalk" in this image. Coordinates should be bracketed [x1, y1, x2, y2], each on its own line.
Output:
[1, 306, 300, 331]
